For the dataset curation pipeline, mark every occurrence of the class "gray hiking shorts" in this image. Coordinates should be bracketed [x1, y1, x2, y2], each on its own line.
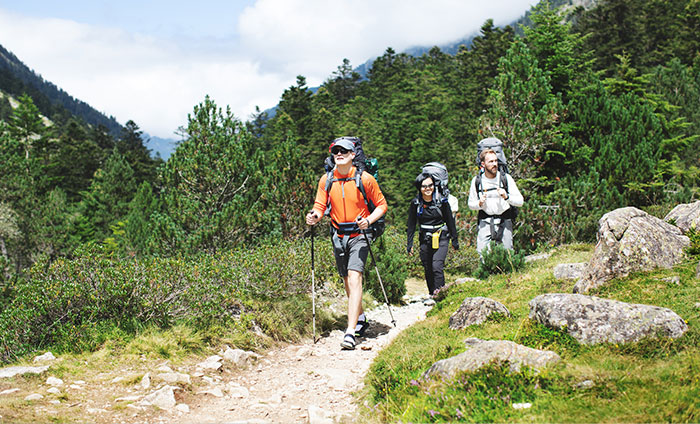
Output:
[333, 234, 370, 277]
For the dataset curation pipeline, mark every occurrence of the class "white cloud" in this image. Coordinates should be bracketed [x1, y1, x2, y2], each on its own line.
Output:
[0, 0, 535, 138]
[0, 9, 290, 137]
[239, 0, 535, 83]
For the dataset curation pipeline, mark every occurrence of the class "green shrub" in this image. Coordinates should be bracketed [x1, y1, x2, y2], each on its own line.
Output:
[0, 237, 341, 363]
[685, 226, 700, 256]
[364, 228, 407, 304]
[445, 245, 481, 275]
[475, 243, 526, 279]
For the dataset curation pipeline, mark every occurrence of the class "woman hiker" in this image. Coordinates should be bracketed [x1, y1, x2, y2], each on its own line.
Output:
[406, 172, 459, 296]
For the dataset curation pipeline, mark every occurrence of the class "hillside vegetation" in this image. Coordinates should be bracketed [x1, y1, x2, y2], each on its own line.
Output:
[361, 244, 700, 423]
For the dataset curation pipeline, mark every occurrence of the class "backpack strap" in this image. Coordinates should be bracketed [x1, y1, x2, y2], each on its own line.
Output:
[476, 170, 510, 195]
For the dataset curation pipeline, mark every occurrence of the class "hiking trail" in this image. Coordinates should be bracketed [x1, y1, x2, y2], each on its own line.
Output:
[0, 280, 432, 424]
[173, 287, 433, 423]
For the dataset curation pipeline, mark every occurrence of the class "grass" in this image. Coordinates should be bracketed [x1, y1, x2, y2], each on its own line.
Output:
[359, 243, 700, 423]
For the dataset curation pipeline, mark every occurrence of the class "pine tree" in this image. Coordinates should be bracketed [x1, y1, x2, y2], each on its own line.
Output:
[124, 181, 160, 255]
[153, 96, 265, 254]
[79, 149, 138, 240]
[116, 120, 161, 185]
[481, 39, 564, 180]
[454, 20, 515, 118]
[524, 1, 592, 101]
[324, 58, 362, 106]
[7, 94, 43, 161]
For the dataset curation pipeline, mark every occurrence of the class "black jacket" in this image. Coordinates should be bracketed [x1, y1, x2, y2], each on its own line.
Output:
[406, 196, 459, 253]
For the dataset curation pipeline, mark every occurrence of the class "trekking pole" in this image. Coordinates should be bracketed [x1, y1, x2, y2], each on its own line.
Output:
[310, 225, 317, 344]
[361, 229, 396, 327]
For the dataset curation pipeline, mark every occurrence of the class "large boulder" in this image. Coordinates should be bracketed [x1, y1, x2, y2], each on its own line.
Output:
[449, 297, 511, 330]
[423, 338, 560, 380]
[529, 293, 688, 345]
[664, 201, 700, 234]
[573, 207, 689, 293]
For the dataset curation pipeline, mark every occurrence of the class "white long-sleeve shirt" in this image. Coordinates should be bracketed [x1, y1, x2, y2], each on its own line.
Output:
[468, 172, 524, 216]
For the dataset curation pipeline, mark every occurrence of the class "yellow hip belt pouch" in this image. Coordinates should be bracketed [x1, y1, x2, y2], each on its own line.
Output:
[432, 229, 441, 249]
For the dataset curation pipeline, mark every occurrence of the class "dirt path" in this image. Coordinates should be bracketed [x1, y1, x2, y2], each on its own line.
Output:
[174, 285, 432, 423]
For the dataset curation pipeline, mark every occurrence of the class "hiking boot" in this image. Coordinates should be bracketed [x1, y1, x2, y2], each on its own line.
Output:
[354, 319, 369, 337]
[340, 333, 356, 350]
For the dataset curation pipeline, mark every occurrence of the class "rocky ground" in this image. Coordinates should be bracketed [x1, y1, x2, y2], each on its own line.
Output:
[0, 280, 433, 424]
[174, 295, 433, 424]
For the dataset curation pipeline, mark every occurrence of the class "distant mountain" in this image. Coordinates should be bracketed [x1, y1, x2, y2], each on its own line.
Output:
[0, 43, 123, 136]
[143, 133, 178, 160]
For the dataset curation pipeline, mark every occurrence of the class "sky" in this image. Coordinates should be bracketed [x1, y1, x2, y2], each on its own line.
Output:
[0, 0, 536, 139]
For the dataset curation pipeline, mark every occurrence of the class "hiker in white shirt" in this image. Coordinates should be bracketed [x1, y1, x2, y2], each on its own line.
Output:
[468, 148, 524, 253]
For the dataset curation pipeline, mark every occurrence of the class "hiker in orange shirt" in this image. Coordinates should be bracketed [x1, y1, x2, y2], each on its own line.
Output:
[306, 137, 387, 350]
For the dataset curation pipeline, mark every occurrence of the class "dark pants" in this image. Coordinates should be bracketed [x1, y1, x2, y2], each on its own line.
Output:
[419, 231, 449, 295]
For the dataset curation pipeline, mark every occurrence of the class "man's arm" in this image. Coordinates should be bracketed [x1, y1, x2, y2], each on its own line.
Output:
[306, 175, 329, 225]
[506, 175, 524, 208]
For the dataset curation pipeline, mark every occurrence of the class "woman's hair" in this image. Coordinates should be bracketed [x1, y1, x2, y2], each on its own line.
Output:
[414, 172, 433, 191]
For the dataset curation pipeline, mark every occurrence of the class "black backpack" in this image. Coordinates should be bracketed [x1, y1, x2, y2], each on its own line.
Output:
[418, 162, 458, 215]
[323, 137, 385, 239]
[474, 137, 517, 221]
[421, 162, 450, 203]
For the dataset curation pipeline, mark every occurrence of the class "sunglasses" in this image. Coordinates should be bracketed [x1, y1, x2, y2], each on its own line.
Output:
[421, 183, 434, 189]
[331, 147, 351, 155]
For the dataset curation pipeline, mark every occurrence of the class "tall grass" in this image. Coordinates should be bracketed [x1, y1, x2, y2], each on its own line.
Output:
[360, 244, 700, 423]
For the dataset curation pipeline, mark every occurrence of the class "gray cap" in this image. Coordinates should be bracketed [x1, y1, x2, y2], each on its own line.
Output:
[330, 137, 355, 152]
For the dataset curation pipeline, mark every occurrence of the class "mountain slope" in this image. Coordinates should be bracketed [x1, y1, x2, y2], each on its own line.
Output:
[0, 43, 123, 136]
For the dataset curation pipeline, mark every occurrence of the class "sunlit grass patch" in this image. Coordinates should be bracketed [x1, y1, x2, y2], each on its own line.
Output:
[361, 244, 700, 423]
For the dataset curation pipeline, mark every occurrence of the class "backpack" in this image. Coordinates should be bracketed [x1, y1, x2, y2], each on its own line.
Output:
[421, 162, 458, 214]
[474, 137, 517, 221]
[323, 137, 385, 239]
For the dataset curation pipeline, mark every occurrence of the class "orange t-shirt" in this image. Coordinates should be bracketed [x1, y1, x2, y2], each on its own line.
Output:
[312, 167, 387, 235]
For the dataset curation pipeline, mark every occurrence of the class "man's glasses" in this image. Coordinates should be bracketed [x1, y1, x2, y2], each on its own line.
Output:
[421, 183, 434, 189]
[331, 147, 350, 155]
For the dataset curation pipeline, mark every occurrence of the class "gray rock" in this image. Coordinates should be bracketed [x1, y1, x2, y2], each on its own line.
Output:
[308, 405, 333, 424]
[661, 276, 680, 286]
[423, 338, 560, 380]
[46, 376, 63, 386]
[197, 355, 223, 370]
[664, 201, 700, 233]
[33, 352, 56, 363]
[525, 252, 552, 263]
[529, 293, 688, 345]
[222, 348, 260, 368]
[156, 371, 191, 385]
[574, 207, 689, 293]
[553, 263, 586, 280]
[139, 385, 177, 410]
[449, 297, 511, 330]
[140, 372, 151, 389]
[24, 393, 44, 401]
[0, 365, 49, 378]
